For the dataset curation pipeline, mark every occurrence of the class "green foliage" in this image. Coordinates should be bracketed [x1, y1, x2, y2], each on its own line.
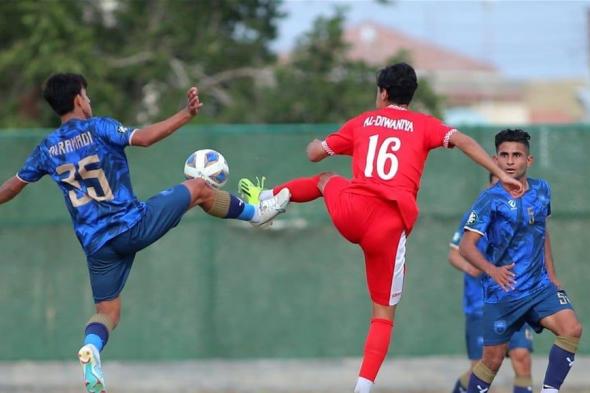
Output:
[0, 1, 444, 128]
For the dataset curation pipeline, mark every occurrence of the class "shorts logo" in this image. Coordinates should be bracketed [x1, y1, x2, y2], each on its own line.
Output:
[494, 320, 507, 335]
[557, 290, 571, 305]
[467, 211, 478, 225]
[118, 125, 129, 133]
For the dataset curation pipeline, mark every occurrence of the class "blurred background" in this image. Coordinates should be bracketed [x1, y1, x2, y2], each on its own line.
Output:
[1, 1, 589, 392]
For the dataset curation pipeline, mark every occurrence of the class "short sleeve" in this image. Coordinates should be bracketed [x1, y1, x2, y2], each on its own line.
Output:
[322, 117, 357, 156]
[92, 117, 136, 148]
[450, 211, 470, 248]
[424, 115, 457, 150]
[464, 192, 494, 236]
[17, 145, 47, 183]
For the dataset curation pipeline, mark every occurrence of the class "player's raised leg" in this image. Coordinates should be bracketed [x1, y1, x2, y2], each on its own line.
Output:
[238, 173, 330, 204]
[184, 177, 290, 226]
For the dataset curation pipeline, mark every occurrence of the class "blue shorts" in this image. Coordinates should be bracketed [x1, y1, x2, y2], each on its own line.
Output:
[482, 284, 574, 346]
[86, 184, 191, 303]
[466, 313, 533, 360]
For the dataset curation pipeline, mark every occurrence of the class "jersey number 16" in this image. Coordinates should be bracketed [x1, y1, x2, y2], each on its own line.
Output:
[364, 135, 401, 180]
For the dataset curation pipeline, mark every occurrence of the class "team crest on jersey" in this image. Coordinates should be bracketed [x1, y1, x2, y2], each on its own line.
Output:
[494, 320, 507, 334]
[467, 211, 478, 225]
[507, 200, 517, 210]
[117, 125, 129, 133]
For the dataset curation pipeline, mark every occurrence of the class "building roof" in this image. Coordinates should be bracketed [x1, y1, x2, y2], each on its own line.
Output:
[344, 21, 497, 73]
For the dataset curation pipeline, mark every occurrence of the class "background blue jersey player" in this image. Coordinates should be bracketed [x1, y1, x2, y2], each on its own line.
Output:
[0, 73, 290, 393]
[449, 173, 534, 393]
[459, 129, 582, 393]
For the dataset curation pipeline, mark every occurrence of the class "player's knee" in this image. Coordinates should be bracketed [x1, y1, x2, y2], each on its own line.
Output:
[509, 349, 531, 372]
[183, 178, 213, 206]
[482, 349, 505, 371]
[317, 172, 337, 192]
[565, 321, 583, 338]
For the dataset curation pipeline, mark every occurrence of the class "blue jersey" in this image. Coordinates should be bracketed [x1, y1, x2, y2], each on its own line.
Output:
[464, 178, 552, 303]
[17, 117, 145, 255]
[450, 211, 487, 315]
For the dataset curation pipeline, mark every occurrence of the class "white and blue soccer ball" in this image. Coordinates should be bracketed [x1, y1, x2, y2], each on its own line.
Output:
[184, 149, 229, 188]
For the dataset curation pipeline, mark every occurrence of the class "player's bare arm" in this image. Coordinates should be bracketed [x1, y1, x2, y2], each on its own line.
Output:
[449, 131, 523, 196]
[448, 246, 481, 277]
[459, 230, 515, 291]
[544, 227, 561, 288]
[131, 87, 203, 147]
[306, 138, 330, 162]
[0, 176, 28, 204]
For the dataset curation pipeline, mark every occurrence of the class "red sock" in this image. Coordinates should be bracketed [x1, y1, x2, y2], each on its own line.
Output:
[273, 175, 322, 202]
[359, 318, 394, 382]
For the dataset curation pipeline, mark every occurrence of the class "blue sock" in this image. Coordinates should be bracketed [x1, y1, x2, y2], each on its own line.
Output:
[543, 344, 575, 390]
[513, 384, 531, 393]
[467, 373, 491, 393]
[83, 322, 109, 352]
[224, 194, 255, 221]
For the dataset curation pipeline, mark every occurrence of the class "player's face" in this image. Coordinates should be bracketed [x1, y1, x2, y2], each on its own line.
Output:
[494, 142, 532, 180]
[77, 88, 93, 119]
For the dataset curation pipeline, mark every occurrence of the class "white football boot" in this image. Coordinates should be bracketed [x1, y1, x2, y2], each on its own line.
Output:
[251, 187, 290, 227]
[78, 344, 106, 393]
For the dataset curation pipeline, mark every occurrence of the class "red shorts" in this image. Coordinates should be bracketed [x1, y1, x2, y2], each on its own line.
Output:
[323, 176, 407, 306]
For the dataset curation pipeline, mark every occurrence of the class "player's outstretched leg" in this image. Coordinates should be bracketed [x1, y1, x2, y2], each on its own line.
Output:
[184, 178, 290, 227]
[239, 174, 324, 204]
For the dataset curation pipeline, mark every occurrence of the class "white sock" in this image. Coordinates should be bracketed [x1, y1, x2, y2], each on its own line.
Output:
[540, 388, 558, 393]
[354, 377, 373, 393]
[260, 189, 273, 201]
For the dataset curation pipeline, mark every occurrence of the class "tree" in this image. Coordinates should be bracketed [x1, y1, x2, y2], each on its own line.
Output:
[223, 8, 444, 124]
[0, 0, 284, 127]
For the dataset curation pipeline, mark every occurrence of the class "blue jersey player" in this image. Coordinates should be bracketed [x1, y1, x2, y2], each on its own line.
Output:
[0, 73, 290, 393]
[449, 174, 534, 393]
[459, 129, 582, 393]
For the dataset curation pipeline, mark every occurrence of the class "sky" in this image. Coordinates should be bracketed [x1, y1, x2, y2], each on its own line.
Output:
[274, 0, 590, 80]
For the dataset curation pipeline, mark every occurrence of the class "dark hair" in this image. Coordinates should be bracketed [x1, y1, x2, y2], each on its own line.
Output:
[43, 73, 88, 116]
[488, 172, 495, 184]
[376, 63, 418, 105]
[494, 128, 531, 152]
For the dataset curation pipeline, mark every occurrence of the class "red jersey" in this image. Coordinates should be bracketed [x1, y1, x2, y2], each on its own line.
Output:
[322, 105, 456, 231]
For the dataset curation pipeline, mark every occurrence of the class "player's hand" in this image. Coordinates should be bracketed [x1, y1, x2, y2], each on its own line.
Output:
[499, 174, 524, 197]
[186, 87, 204, 116]
[489, 263, 515, 291]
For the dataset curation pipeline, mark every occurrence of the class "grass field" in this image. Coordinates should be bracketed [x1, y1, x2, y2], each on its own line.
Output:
[2, 356, 589, 393]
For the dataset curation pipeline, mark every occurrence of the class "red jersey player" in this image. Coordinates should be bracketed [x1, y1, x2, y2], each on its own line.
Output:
[238, 63, 523, 393]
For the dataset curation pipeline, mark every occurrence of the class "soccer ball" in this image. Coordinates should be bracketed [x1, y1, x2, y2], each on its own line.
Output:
[184, 149, 229, 188]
